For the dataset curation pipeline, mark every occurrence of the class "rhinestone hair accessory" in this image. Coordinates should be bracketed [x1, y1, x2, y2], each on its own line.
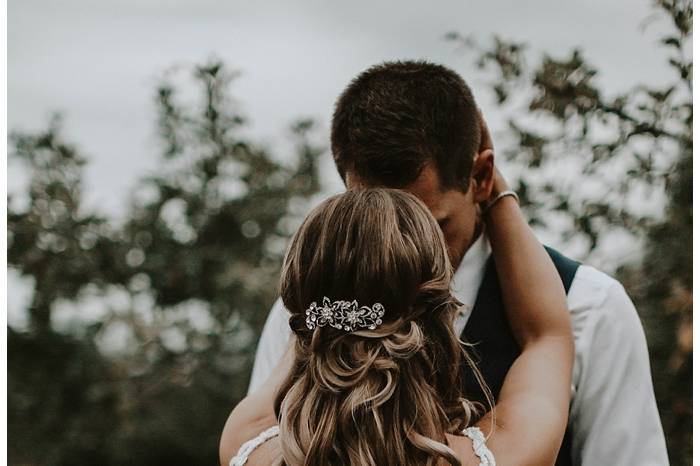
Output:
[305, 297, 385, 332]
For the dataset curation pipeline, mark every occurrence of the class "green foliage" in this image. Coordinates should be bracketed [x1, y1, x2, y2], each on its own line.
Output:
[448, 1, 691, 251]
[8, 117, 126, 334]
[8, 61, 323, 465]
[448, 0, 691, 463]
[8, 327, 119, 465]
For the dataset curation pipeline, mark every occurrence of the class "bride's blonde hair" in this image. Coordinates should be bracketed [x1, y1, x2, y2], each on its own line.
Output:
[275, 188, 491, 466]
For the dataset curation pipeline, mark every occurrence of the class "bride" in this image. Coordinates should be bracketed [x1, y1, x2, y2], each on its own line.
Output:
[220, 176, 573, 465]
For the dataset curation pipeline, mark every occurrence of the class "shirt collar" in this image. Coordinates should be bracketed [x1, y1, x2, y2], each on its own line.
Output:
[451, 230, 492, 331]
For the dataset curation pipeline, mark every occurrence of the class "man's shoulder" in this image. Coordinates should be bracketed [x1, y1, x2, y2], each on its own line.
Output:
[566, 263, 651, 397]
[568, 263, 621, 306]
[260, 297, 291, 337]
[543, 247, 623, 311]
[567, 262, 644, 345]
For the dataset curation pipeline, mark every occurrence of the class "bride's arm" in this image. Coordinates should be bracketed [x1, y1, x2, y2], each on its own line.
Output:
[450, 168, 574, 466]
[219, 339, 295, 466]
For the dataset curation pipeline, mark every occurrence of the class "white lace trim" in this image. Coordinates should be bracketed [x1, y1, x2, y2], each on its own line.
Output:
[462, 426, 496, 466]
[229, 424, 495, 466]
[229, 425, 280, 466]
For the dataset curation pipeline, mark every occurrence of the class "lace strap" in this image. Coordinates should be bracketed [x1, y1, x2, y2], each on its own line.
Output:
[229, 425, 280, 466]
[461, 426, 496, 466]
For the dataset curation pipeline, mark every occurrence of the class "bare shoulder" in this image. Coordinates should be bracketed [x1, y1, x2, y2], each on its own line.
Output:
[219, 393, 278, 466]
[220, 341, 293, 465]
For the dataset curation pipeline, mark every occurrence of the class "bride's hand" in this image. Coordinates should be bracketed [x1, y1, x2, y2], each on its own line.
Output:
[481, 165, 510, 210]
[475, 109, 510, 213]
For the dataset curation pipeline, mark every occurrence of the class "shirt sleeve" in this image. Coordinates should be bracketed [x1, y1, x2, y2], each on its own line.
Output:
[247, 297, 292, 394]
[569, 275, 669, 466]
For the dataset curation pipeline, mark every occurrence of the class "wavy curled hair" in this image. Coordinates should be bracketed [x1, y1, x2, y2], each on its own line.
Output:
[274, 188, 490, 466]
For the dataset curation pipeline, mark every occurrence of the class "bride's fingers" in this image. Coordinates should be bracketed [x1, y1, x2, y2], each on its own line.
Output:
[477, 108, 494, 154]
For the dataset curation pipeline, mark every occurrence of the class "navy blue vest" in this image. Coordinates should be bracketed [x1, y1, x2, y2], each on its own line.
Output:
[460, 247, 579, 466]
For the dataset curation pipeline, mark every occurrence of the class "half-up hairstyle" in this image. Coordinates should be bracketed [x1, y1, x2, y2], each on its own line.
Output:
[274, 188, 489, 466]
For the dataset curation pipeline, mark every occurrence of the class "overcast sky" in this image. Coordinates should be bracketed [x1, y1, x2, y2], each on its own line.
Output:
[9, 0, 676, 217]
[8, 0, 680, 331]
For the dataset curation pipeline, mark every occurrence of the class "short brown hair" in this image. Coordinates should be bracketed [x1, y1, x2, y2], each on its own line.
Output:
[331, 61, 481, 192]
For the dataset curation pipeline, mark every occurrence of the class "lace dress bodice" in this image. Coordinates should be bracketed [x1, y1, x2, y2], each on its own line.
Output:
[229, 426, 281, 466]
[228, 425, 496, 466]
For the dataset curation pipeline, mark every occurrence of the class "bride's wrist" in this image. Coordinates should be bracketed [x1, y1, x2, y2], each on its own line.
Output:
[484, 192, 522, 242]
[483, 189, 520, 216]
[480, 166, 517, 217]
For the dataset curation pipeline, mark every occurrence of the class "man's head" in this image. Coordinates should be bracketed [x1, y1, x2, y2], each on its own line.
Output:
[331, 60, 495, 267]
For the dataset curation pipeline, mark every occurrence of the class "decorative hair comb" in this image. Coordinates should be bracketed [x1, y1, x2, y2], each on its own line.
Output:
[305, 297, 385, 332]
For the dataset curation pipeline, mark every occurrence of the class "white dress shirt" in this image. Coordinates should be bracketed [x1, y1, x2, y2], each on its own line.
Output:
[247, 232, 669, 466]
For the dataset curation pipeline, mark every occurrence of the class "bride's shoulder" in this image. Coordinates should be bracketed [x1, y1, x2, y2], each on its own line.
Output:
[219, 394, 278, 466]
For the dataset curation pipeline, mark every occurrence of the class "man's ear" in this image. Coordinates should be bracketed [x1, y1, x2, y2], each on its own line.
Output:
[471, 149, 495, 203]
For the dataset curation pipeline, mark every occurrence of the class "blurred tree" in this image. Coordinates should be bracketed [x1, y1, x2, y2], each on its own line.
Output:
[8, 116, 128, 335]
[447, 0, 691, 464]
[8, 61, 323, 465]
[8, 328, 119, 465]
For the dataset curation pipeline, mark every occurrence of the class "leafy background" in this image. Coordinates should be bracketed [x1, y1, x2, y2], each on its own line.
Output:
[7, 1, 691, 465]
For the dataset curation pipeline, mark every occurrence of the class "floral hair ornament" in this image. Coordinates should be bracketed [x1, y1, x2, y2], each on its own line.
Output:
[305, 297, 385, 332]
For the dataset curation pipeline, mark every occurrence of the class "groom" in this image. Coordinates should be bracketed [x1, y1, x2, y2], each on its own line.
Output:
[248, 61, 668, 465]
